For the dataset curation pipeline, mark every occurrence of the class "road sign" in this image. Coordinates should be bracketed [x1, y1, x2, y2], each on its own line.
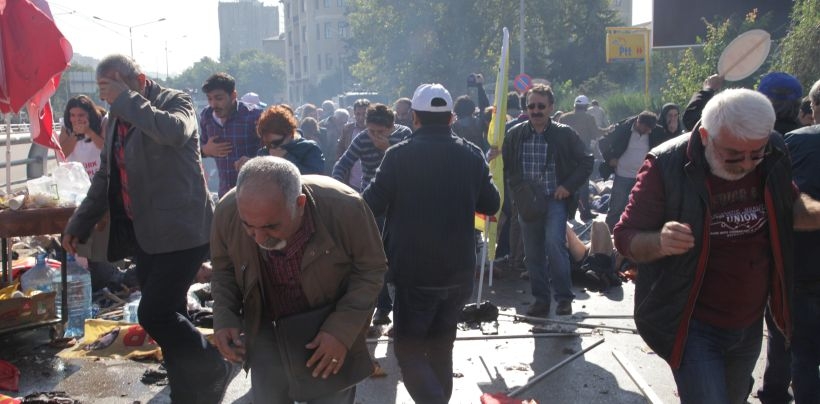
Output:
[513, 73, 532, 93]
[606, 28, 649, 62]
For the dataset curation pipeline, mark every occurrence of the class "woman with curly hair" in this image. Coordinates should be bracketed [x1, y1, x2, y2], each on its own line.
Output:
[59, 95, 106, 178]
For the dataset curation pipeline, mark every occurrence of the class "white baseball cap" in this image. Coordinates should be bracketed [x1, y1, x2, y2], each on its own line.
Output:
[574, 95, 590, 106]
[240, 92, 267, 108]
[411, 83, 453, 113]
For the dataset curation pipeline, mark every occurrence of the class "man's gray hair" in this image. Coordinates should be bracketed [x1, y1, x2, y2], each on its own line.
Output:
[333, 108, 350, 120]
[701, 88, 775, 141]
[810, 79, 820, 107]
[236, 156, 302, 216]
[96, 54, 142, 80]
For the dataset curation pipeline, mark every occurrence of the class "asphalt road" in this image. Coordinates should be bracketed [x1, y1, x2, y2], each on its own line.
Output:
[0, 262, 774, 403]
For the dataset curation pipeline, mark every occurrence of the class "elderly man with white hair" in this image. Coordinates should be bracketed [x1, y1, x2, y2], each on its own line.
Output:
[614, 88, 820, 404]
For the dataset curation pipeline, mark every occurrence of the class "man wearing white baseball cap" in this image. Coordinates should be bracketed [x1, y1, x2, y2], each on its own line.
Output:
[364, 83, 500, 404]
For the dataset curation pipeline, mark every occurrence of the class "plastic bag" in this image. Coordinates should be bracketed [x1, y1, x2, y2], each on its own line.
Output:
[25, 176, 60, 208]
[53, 162, 91, 207]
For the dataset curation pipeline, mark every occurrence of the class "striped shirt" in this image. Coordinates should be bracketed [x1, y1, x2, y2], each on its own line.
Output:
[332, 125, 412, 191]
[200, 102, 262, 196]
[521, 122, 558, 197]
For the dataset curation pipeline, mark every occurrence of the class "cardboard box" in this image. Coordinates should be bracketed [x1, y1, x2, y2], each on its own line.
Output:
[0, 292, 57, 329]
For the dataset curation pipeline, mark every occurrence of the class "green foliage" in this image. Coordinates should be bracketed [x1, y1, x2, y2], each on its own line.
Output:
[166, 51, 285, 103]
[604, 92, 653, 123]
[345, 0, 622, 98]
[771, 0, 820, 89]
[662, 10, 771, 107]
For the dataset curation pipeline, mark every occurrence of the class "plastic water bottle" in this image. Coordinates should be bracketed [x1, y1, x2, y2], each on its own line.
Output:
[53, 254, 93, 338]
[122, 292, 141, 324]
[20, 253, 54, 294]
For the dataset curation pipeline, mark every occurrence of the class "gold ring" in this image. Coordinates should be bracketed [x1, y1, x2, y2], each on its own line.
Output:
[331, 358, 339, 363]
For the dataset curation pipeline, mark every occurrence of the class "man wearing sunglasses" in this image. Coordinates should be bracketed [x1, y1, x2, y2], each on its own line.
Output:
[613, 88, 820, 404]
[502, 84, 593, 317]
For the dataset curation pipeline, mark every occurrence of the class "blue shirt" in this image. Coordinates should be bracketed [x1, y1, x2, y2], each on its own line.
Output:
[200, 101, 262, 196]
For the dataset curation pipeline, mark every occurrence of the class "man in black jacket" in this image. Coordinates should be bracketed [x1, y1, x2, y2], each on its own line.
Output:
[502, 84, 593, 317]
[599, 111, 671, 231]
[363, 83, 500, 404]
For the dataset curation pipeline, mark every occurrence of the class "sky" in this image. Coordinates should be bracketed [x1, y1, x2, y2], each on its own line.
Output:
[49, 0, 652, 79]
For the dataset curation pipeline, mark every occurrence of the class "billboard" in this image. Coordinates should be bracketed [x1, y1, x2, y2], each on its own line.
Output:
[652, 0, 791, 48]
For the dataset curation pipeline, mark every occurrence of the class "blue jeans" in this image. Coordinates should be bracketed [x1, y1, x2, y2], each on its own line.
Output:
[519, 198, 574, 304]
[394, 282, 473, 404]
[672, 317, 763, 404]
[605, 175, 636, 231]
[758, 307, 792, 404]
[792, 288, 820, 404]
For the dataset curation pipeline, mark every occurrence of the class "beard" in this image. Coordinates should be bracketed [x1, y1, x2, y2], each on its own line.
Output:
[704, 143, 759, 181]
[256, 237, 287, 251]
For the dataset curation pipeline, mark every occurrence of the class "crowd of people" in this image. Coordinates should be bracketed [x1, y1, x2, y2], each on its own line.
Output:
[55, 52, 820, 404]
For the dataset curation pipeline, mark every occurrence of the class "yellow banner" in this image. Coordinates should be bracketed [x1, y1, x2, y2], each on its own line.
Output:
[606, 29, 648, 62]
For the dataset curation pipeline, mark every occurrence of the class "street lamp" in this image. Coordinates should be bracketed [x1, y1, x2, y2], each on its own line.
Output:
[91, 16, 167, 58]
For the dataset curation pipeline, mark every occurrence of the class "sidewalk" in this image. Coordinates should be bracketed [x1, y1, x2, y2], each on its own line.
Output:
[1, 269, 772, 403]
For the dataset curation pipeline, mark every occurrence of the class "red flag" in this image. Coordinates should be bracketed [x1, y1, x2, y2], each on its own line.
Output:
[0, 0, 72, 157]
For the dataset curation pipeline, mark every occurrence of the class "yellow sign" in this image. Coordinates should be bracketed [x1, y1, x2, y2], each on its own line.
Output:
[606, 28, 648, 62]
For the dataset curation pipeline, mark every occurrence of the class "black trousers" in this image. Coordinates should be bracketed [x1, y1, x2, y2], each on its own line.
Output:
[135, 243, 224, 402]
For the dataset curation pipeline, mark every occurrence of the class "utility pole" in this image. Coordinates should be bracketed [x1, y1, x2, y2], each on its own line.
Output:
[519, 0, 525, 74]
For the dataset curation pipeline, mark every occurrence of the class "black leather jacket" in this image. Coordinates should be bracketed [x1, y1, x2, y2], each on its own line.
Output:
[502, 119, 593, 220]
[630, 128, 795, 368]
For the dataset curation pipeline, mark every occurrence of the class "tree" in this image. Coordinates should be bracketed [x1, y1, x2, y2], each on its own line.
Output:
[345, 0, 621, 99]
[166, 51, 285, 105]
[771, 0, 820, 90]
[662, 10, 771, 107]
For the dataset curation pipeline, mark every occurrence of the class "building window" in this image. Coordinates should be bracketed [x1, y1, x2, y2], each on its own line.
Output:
[326, 54, 333, 69]
[316, 24, 320, 40]
[303, 55, 308, 73]
[337, 0, 345, 6]
[338, 21, 348, 38]
[317, 54, 322, 71]
[285, 3, 290, 18]
[324, 0, 331, 7]
[302, 25, 306, 42]
[287, 30, 292, 43]
[324, 22, 333, 39]
[314, 0, 319, 9]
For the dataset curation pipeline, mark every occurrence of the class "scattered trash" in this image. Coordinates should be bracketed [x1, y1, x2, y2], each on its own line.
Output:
[0, 360, 20, 391]
[140, 368, 168, 386]
[21, 391, 78, 404]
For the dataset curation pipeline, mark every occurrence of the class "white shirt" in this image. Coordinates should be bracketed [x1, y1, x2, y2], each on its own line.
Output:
[615, 127, 650, 179]
[68, 139, 102, 179]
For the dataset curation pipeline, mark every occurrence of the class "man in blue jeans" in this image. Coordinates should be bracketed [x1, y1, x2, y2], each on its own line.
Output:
[502, 84, 593, 317]
[614, 89, 820, 404]
[783, 78, 820, 404]
[364, 83, 500, 403]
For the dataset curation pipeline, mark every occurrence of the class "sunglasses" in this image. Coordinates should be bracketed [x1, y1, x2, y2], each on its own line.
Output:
[527, 103, 548, 110]
[711, 138, 769, 164]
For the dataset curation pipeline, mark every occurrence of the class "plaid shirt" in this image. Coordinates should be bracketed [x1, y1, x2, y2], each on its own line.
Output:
[521, 121, 558, 197]
[114, 120, 133, 219]
[260, 206, 315, 320]
[200, 102, 262, 196]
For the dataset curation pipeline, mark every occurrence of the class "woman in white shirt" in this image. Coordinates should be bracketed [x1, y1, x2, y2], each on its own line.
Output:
[59, 95, 106, 179]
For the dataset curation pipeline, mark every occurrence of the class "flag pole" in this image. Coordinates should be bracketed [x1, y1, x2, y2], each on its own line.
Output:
[4, 114, 11, 194]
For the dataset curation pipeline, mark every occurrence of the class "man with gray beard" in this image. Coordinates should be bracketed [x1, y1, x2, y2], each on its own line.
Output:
[614, 89, 820, 404]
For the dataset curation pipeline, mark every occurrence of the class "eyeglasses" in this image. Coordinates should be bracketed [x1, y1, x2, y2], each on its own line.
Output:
[527, 103, 548, 110]
[710, 138, 769, 164]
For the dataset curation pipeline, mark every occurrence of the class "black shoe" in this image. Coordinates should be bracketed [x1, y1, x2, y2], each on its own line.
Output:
[525, 302, 550, 317]
[202, 360, 232, 404]
[556, 300, 573, 316]
[372, 309, 391, 325]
